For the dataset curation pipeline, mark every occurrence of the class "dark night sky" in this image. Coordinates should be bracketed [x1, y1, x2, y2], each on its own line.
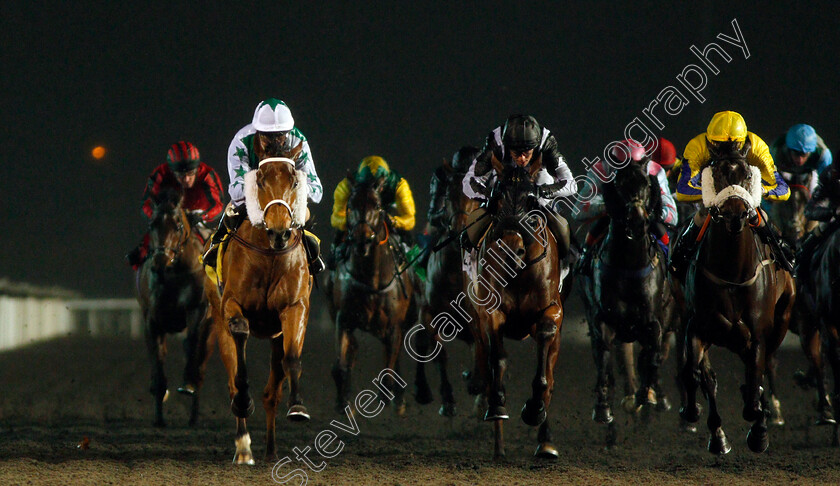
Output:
[1, 2, 838, 297]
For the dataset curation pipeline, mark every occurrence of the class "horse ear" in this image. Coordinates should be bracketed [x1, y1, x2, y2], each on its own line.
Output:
[740, 137, 752, 157]
[346, 170, 355, 186]
[375, 175, 387, 192]
[528, 151, 543, 178]
[707, 141, 721, 162]
[490, 153, 504, 174]
[442, 157, 454, 174]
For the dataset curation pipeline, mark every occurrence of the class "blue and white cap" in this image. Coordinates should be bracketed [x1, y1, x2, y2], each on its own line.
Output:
[252, 98, 295, 132]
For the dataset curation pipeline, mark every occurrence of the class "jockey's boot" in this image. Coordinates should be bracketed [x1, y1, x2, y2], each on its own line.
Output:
[303, 232, 326, 274]
[543, 209, 571, 258]
[753, 215, 796, 275]
[668, 219, 701, 280]
[795, 229, 823, 281]
[126, 245, 143, 268]
[202, 206, 245, 268]
[575, 244, 594, 276]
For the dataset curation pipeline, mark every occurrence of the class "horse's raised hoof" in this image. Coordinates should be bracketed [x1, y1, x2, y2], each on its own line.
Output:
[679, 404, 701, 424]
[680, 419, 698, 434]
[439, 403, 456, 417]
[177, 384, 196, 396]
[747, 424, 769, 453]
[231, 394, 255, 418]
[592, 403, 614, 424]
[414, 382, 434, 405]
[287, 405, 311, 422]
[816, 406, 836, 425]
[708, 428, 731, 455]
[521, 399, 546, 427]
[484, 405, 509, 421]
[769, 395, 784, 426]
[233, 433, 255, 466]
[534, 442, 559, 459]
[621, 395, 640, 415]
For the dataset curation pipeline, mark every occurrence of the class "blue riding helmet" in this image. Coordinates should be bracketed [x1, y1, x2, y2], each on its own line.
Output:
[786, 124, 818, 153]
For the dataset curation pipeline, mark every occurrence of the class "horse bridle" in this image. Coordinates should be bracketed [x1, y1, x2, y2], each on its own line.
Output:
[149, 208, 192, 264]
[255, 157, 302, 230]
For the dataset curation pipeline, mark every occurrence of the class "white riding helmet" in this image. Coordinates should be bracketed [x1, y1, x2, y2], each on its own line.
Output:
[252, 98, 295, 132]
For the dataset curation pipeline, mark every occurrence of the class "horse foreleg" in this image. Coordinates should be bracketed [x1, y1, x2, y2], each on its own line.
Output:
[743, 338, 771, 453]
[635, 320, 664, 417]
[233, 416, 254, 465]
[801, 317, 834, 425]
[383, 328, 406, 415]
[589, 321, 614, 425]
[434, 340, 456, 417]
[332, 321, 357, 414]
[412, 322, 435, 405]
[485, 314, 508, 459]
[822, 324, 840, 446]
[145, 325, 168, 428]
[522, 305, 559, 428]
[765, 355, 785, 426]
[700, 356, 730, 455]
[263, 337, 286, 462]
[534, 306, 562, 459]
[679, 318, 704, 426]
[280, 303, 310, 422]
[180, 305, 212, 426]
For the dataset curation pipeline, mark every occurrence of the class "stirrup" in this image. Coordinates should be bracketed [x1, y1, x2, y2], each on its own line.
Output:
[309, 256, 326, 274]
[202, 244, 219, 268]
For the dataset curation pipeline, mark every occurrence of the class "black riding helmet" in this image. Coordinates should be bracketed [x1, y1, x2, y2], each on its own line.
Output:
[502, 115, 541, 152]
[451, 145, 480, 173]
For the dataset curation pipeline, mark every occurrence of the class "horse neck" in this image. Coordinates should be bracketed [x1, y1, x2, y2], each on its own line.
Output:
[603, 219, 650, 268]
[348, 230, 395, 288]
[702, 221, 758, 278]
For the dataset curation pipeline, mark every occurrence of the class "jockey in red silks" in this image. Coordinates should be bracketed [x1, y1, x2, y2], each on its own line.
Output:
[126, 141, 225, 270]
[574, 139, 678, 276]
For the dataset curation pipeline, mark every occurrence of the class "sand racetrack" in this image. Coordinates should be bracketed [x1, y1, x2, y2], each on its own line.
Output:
[1, 297, 839, 486]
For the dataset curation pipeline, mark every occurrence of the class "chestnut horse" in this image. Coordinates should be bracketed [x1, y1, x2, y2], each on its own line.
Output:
[579, 158, 679, 436]
[412, 161, 481, 417]
[137, 189, 211, 427]
[679, 141, 795, 455]
[204, 143, 312, 465]
[471, 158, 569, 459]
[326, 174, 418, 416]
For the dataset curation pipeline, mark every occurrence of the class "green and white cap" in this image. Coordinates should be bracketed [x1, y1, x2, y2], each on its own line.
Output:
[252, 98, 294, 132]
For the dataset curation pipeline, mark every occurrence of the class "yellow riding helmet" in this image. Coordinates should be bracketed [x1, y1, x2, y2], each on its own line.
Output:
[706, 111, 747, 143]
[358, 155, 390, 176]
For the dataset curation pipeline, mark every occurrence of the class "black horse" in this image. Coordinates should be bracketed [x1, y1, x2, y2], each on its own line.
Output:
[579, 158, 678, 439]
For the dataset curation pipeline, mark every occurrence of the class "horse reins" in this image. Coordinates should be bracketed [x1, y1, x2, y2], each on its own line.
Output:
[149, 208, 193, 263]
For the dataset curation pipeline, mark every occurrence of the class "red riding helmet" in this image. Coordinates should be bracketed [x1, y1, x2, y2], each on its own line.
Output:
[646, 137, 676, 169]
[166, 141, 201, 173]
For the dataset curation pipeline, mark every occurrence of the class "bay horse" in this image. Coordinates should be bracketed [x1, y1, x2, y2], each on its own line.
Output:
[204, 142, 312, 465]
[412, 160, 481, 417]
[579, 158, 678, 435]
[801, 221, 840, 443]
[325, 174, 418, 416]
[470, 156, 568, 459]
[137, 188, 211, 427]
[679, 141, 795, 454]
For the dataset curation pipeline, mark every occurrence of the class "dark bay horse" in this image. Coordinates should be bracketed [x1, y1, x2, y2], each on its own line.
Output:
[580, 159, 678, 435]
[325, 175, 418, 416]
[412, 161, 482, 417]
[204, 143, 312, 465]
[802, 223, 840, 443]
[137, 189, 211, 427]
[471, 157, 570, 459]
[679, 142, 795, 454]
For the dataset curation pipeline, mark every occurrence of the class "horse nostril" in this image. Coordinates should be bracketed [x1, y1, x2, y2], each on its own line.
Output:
[516, 247, 526, 258]
[282, 229, 292, 241]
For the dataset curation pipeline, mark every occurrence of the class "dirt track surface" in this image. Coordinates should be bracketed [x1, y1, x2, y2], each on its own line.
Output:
[2, 305, 839, 485]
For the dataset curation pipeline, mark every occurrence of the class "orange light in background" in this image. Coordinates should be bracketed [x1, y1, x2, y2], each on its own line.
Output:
[92, 146, 106, 159]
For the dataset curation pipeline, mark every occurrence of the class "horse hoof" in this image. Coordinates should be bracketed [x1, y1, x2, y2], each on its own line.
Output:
[521, 400, 546, 427]
[534, 442, 559, 459]
[747, 425, 769, 453]
[816, 407, 836, 426]
[287, 405, 311, 422]
[708, 429, 731, 455]
[177, 384, 196, 396]
[231, 395, 255, 418]
[680, 419, 698, 434]
[656, 395, 672, 412]
[162, 389, 170, 403]
[635, 388, 657, 408]
[769, 396, 784, 426]
[439, 403, 456, 417]
[679, 404, 701, 424]
[621, 395, 640, 414]
[393, 398, 407, 416]
[414, 383, 434, 405]
[592, 404, 614, 424]
[484, 405, 509, 421]
[233, 434, 255, 465]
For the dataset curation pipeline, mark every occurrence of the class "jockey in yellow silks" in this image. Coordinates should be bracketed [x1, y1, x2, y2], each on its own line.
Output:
[669, 111, 795, 277]
[328, 155, 416, 268]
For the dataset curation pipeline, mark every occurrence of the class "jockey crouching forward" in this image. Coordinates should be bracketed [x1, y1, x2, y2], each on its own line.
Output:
[126, 141, 225, 270]
[203, 98, 325, 274]
[575, 139, 678, 276]
[461, 114, 577, 257]
[328, 155, 417, 269]
[668, 110, 794, 279]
